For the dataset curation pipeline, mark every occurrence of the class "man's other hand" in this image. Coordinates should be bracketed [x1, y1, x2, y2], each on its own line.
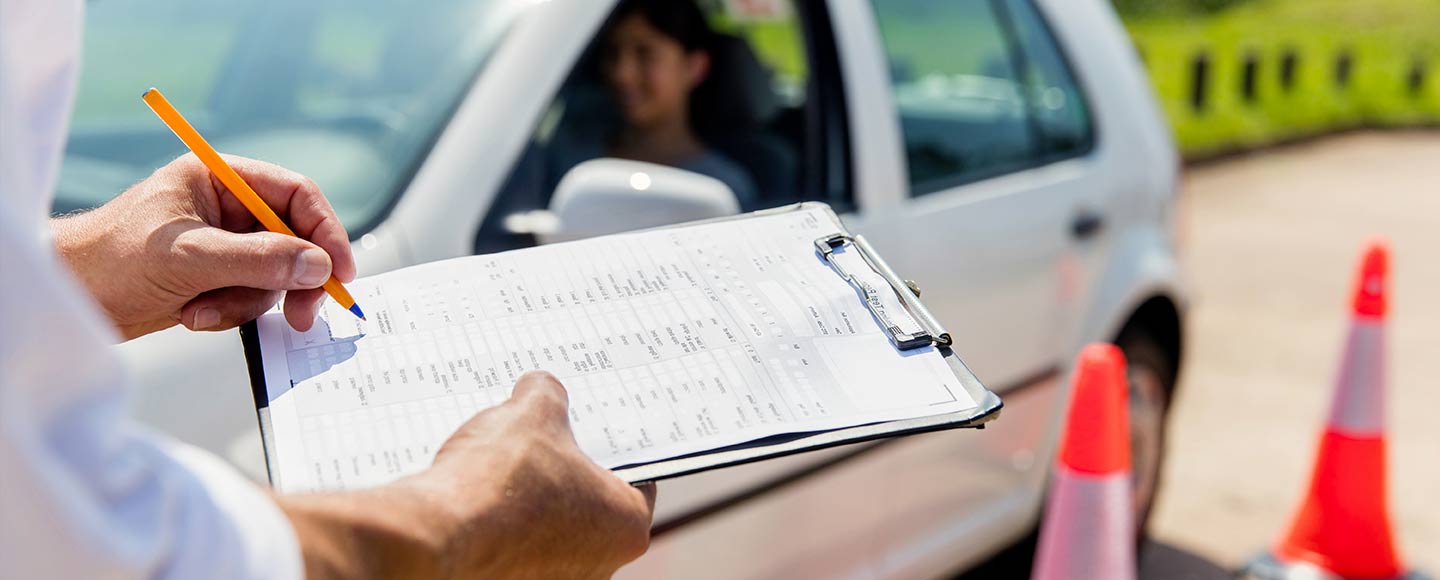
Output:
[281, 371, 657, 579]
[52, 154, 356, 340]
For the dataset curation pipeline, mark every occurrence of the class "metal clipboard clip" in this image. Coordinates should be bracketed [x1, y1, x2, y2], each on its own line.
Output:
[814, 233, 953, 351]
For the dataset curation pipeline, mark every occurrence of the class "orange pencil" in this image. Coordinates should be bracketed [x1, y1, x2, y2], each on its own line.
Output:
[142, 87, 365, 321]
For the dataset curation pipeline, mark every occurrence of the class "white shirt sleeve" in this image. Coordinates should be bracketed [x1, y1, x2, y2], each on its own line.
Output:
[2, 0, 304, 572]
[0, 210, 305, 580]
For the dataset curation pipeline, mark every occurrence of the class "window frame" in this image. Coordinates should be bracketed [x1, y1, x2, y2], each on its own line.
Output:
[873, 0, 1099, 198]
[793, 0, 856, 214]
[997, 0, 1098, 167]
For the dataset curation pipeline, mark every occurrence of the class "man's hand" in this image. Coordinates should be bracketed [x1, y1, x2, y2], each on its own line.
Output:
[280, 371, 656, 579]
[52, 154, 356, 340]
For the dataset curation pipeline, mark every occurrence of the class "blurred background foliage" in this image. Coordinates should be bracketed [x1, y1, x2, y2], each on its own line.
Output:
[1113, 0, 1253, 17]
[1113, 0, 1440, 158]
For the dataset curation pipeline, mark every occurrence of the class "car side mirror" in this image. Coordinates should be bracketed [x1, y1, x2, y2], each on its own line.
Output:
[509, 159, 740, 244]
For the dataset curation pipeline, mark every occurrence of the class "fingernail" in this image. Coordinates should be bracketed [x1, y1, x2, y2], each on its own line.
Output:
[194, 307, 220, 330]
[295, 249, 331, 287]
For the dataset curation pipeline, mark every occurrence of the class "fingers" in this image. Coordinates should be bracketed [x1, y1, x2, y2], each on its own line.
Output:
[442, 371, 574, 456]
[205, 155, 357, 283]
[635, 482, 658, 513]
[282, 288, 329, 331]
[172, 227, 333, 293]
[508, 373, 656, 528]
[171, 224, 330, 331]
[507, 371, 572, 433]
[608, 480, 656, 564]
[180, 287, 283, 331]
[423, 370, 655, 574]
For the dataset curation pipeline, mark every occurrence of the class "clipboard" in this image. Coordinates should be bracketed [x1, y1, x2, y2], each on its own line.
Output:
[240, 202, 1002, 486]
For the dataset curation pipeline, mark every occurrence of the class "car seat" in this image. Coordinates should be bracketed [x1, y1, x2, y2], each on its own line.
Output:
[692, 33, 800, 209]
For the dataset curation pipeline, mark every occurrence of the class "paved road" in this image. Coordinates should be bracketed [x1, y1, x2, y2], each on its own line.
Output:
[1146, 130, 1440, 577]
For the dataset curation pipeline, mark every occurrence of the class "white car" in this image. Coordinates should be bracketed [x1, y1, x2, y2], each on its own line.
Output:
[57, 0, 1184, 576]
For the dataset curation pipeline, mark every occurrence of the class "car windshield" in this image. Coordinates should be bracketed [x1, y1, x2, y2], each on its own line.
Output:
[56, 0, 523, 235]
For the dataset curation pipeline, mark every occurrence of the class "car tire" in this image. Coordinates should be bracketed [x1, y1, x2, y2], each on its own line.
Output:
[1117, 330, 1177, 542]
[954, 332, 1178, 579]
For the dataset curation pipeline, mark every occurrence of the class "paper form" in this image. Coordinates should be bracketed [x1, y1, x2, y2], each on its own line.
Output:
[256, 206, 976, 492]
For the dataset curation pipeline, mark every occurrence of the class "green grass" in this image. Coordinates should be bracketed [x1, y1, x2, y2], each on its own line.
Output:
[1123, 0, 1440, 158]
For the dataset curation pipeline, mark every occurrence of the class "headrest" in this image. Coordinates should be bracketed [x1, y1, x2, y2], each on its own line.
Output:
[693, 33, 780, 132]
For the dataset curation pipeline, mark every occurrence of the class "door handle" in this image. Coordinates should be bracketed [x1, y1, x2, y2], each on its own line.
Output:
[1070, 210, 1105, 240]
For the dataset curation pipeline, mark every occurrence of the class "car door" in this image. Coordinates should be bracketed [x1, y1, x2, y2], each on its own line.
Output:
[826, 0, 1109, 572]
[611, 1, 1113, 577]
[844, 0, 1101, 398]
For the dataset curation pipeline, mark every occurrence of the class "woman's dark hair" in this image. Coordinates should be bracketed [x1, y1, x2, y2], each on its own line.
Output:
[611, 0, 714, 53]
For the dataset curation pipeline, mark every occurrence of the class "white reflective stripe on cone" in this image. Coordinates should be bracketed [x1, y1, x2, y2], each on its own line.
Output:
[1032, 467, 1135, 580]
[1327, 320, 1386, 436]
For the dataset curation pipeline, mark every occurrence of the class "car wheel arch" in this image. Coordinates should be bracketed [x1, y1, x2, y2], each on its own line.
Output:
[1113, 294, 1184, 389]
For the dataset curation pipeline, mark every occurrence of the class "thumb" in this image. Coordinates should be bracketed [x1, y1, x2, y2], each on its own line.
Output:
[507, 371, 574, 435]
[175, 228, 334, 293]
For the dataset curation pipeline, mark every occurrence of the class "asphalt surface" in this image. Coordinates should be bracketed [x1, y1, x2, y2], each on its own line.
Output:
[1144, 130, 1440, 578]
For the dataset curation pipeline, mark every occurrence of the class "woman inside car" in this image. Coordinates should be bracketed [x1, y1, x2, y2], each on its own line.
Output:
[595, 0, 758, 206]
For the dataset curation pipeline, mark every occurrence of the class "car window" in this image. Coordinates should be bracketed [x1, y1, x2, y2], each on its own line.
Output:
[55, 0, 523, 236]
[475, 0, 849, 254]
[871, 0, 1032, 194]
[870, 0, 1092, 196]
[1003, 0, 1094, 158]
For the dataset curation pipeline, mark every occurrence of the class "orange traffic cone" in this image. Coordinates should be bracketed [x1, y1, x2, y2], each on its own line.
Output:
[1244, 239, 1427, 580]
[1032, 344, 1135, 580]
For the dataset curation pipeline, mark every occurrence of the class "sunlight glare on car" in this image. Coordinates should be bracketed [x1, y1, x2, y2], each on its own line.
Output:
[629, 172, 652, 191]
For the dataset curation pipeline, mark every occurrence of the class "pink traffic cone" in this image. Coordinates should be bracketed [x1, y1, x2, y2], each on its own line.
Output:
[1032, 343, 1135, 580]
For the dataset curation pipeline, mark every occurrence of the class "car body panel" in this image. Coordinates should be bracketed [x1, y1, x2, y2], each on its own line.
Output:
[618, 378, 1062, 579]
[827, 0, 909, 212]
